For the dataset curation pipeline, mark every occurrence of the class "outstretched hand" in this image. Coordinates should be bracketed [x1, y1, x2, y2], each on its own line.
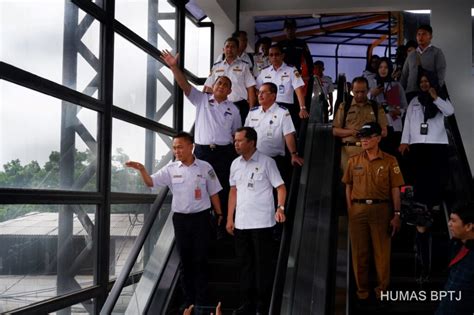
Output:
[160, 49, 179, 68]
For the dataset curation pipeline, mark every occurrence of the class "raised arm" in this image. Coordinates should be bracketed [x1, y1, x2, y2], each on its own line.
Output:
[160, 50, 192, 96]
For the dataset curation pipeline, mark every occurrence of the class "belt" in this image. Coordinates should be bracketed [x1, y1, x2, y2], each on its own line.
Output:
[343, 141, 361, 147]
[195, 144, 233, 150]
[352, 199, 389, 205]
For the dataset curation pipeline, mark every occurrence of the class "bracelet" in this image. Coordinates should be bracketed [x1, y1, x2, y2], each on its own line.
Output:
[300, 106, 306, 110]
[291, 151, 298, 155]
[394, 211, 401, 215]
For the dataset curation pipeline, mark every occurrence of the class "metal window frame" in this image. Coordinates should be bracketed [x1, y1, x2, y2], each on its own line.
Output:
[0, 0, 214, 313]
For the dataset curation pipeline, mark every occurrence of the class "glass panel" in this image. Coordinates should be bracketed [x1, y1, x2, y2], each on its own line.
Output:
[50, 299, 95, 314]
[109, 204, 151, 279]
[183, 84, 203, 132]
[0, 81, 98, 191]
[114, 34, 175, 127]
[0, 204, 96, 313]
[185, 17, 211, 78]
[0, 2, 101, 98]
[115, 0, 176, 47]
[111, 193, 173, 313]
[111, 119, 173, 193]
[338, 58, 366, 83]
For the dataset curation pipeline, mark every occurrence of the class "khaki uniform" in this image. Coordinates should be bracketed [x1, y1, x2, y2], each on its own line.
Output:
[342, 150, 404, 300]
[333, 99, 388, 170]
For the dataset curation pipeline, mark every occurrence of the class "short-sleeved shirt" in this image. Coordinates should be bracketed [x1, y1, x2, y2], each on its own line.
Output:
[332, 98, 388, 143]
[256, 63, 305, 104]
[204, 59, 256, 103]
[245, 103, 296, 157]
[229, 150, 284, 229]
[151, 159, 222, 214]
[342, 150, 404, 200]
[187, 87, 241, 145]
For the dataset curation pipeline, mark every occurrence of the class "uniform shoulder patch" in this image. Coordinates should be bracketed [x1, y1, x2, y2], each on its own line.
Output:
[278, 104, 288, 111]
[393, 166, 401, 174]
[208, 169, 217, 179]
[250, 106, 260, 111]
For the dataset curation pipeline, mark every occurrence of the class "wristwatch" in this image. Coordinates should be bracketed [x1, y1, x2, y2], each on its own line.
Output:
[277, 205, 285, 211]
[394, 210, 401, 216]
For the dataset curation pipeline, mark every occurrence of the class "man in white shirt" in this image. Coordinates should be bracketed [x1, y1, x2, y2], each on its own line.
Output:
[160, 50, 240, 234]
[245, 82, 303, 182]
[256, 44, 308, 130]
[125, 132, 223, 311]
[226, 126, 286, 315]
[205, 37, 257, 124]
[313, 60, 334, 122]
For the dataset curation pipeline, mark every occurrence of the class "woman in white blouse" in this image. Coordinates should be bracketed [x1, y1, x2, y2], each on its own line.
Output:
[398, 70, 454, 283]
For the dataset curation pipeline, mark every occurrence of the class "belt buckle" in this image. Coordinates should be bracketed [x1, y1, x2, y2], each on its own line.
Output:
[209, 144, 216, 149]
[365, 199, 373, 205]
[356, 141, 361, 147]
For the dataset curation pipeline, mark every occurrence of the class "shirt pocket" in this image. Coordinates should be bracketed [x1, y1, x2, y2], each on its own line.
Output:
[171, 176, 184, 184]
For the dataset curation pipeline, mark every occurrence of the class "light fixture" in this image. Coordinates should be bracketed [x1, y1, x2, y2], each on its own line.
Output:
[404, 10, 431, 14]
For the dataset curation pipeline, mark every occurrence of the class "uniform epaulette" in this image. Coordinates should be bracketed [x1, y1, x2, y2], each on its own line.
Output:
[213, 60, 222, 66]
[250, 106, 260, 111]
[240, 60, 249, 65]
[278, 104, 289, 110]
[262, 65, 271, 70]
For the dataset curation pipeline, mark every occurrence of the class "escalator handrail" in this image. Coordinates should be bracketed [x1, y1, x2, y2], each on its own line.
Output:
[100, 185, 170, 314]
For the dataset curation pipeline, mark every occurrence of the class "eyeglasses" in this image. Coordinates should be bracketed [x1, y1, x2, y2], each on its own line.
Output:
[257, 90, 274, 96]
[268, 53, 281, 57]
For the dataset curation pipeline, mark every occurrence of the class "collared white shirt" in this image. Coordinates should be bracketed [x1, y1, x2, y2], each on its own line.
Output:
[416, 44, 433, 55]
[187, 87, 241, 145]
[401, 96, 454, 145]
[253, 53, 270, 78]
[215, 52, 254, 70]
[205, 58, 256, 103]
[151, 159, 222, 214]
[245, 103, 296, 157]
[229, 150, 284, 229]
[256, 62, 304, 104]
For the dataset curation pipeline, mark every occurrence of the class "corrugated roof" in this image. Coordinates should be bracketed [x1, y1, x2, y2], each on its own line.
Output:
[0, 212, 143, 237]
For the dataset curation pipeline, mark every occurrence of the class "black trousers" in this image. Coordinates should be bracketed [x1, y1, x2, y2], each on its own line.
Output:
[234, 227, 274, 312]
[234, 99, 250, 126]
[409, 143, 449, 208]
[173, 210, 211, 306]
[271, 154, 290, 186]
[194, 144, 237, 220]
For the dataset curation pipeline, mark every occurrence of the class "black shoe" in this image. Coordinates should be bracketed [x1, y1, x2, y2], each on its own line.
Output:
[232, 303, 254, 315]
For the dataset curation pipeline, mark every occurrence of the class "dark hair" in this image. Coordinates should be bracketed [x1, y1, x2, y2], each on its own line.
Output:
[376, 57, 394, 83]
[417, 24, 433, 34]
[173, 131, 194, 144]
[314, 60, 324, 67]
[269, 43, 283, 53]
[366, 54, 380, 72]
[406, 40, 418, 50]
[215, 75, 232, 88]
[232, 30, 247, 38]
[261, 82, 278, 94]
[451, 201, 474, 225]
[352, 76, 369, 89]
[283, 18, 297, 28]
[259, 37, 272, 46]
[236, 126, 257, 147]
[224, 37, 239, 48]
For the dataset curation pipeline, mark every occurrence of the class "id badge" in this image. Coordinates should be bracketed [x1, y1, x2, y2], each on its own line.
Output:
[420, 123, 429, 135]
[247, 179, 255, 190]
[194, 187, 202, 200]
[278, 84, 285, 94]
[266, 128, 273, 138]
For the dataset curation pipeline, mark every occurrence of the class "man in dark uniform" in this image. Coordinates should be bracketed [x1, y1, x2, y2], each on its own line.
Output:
[342, 122, 404, 307]
[125, 132, 223, 312]
[278, 18, 314, 108]
[332, 76, 388, 171]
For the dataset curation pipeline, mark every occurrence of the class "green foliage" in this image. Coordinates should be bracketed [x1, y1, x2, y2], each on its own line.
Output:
[0, 148, 159, 222]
